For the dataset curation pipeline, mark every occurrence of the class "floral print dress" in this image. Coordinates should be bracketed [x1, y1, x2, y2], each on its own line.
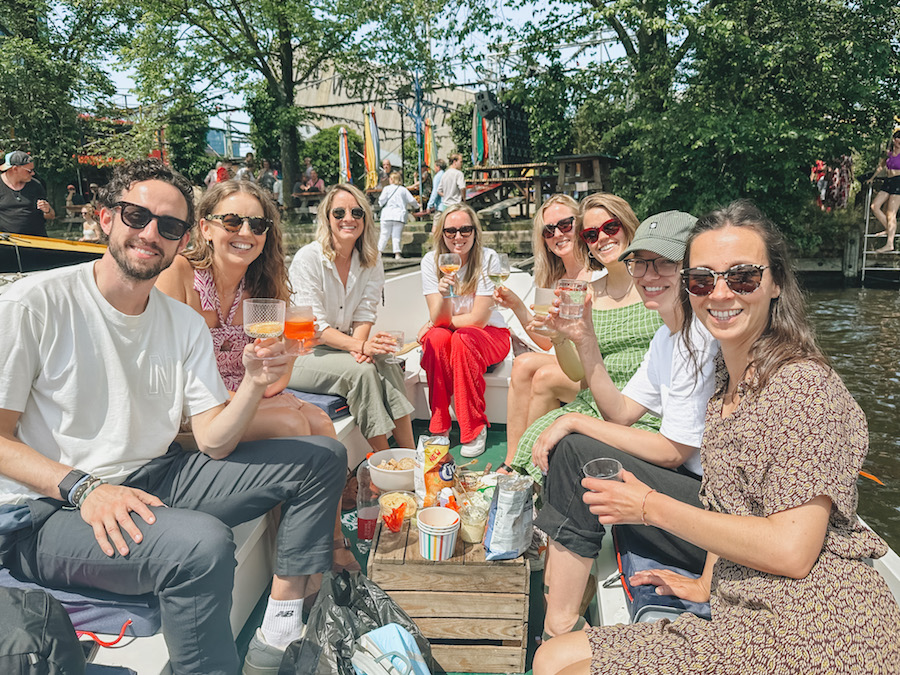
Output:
[585, 359, 900, 674]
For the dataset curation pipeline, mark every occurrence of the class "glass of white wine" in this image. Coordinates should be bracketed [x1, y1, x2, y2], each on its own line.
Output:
[489, 253, 510, 289]
[243, 298, 285, 359]
[438, 253, 462, 298]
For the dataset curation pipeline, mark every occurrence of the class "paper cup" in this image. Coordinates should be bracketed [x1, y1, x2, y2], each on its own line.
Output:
[417, 507, 461, 560]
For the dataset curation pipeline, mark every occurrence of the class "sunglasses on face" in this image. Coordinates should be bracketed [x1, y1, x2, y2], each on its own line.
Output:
[542, 216, 575, 239]
[579, 218, 623, 244]
[331, 207, 366, 220]
[443, 225, 475, 237]
[624, 257, 680, 278]
[113, 201, 190, 241]
[681, 264, 769, 297]
[206, 213, 271, 236]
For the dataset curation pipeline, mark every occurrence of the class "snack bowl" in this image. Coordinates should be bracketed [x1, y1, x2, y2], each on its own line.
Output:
[368, 448, 416, 491]
[379, 491, 417, 519]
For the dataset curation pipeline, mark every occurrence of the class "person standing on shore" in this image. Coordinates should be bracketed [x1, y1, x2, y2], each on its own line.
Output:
[0, 151, 55, 237]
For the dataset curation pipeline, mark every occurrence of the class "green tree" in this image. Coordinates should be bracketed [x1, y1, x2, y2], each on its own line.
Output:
[115, 0, 458, 203]
[302, 125, 364, 189]
[166, 92, 212, 182]
[0, 0, 117, 195]
[447, 102, 474, 168]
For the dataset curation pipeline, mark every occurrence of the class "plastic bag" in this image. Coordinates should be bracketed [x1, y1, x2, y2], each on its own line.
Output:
[350, 623, 431, 675]
[482, 474, 534, 561]
[279, 571, 442, 675]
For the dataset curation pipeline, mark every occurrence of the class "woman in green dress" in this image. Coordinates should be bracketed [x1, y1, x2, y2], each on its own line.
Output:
[510, 193, 661, 483]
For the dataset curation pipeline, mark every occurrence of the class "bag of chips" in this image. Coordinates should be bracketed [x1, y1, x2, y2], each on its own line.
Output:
[414, 436, 455, 508]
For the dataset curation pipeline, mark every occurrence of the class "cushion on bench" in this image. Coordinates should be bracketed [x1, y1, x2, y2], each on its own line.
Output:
[0, 567, 160, 636]
[613, 526, 711, 623]
[287, 389, 350, 420]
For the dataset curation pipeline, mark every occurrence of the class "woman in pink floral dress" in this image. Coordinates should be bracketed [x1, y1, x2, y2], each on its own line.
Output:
[534, 200, 900, 675]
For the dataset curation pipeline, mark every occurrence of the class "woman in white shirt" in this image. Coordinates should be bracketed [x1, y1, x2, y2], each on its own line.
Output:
[378, 171, 419, 259]
[288, 184, 415, 451]
[418, 204, 511, 457]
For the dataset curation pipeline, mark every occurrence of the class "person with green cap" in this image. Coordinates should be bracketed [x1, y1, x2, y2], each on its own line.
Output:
[531, 210, 720, 639]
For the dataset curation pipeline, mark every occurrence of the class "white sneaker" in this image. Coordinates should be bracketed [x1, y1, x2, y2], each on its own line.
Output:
[460, 427, 488, 457]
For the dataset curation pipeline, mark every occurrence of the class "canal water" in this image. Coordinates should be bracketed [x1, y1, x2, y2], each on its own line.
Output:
[806, 286, 900, 551]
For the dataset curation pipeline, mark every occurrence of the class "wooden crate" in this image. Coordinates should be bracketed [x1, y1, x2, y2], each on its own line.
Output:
[367, 521, 530, 673]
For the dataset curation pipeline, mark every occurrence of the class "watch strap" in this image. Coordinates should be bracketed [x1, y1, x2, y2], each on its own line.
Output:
[58, 469, 88, 503]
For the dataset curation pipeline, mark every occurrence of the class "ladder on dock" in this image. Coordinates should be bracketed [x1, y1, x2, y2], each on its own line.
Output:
[861, 181, 900, 284]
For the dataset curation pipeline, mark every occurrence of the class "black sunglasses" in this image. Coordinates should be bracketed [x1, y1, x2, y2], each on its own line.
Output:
[443, 225, 475, 237]
[206, 213, 271, 236]
[681, 264, 769, 297]
[580, 218, 622, 244]
[331, 207, 366, 220]
[114, 201, 190, 241]
[542, 216, 575, 239]
[624, 257, 680, 278]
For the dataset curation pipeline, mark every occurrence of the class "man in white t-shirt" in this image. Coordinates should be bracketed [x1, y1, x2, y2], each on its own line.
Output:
[437, 153, 466, 210]
[0, 159, 346, 675]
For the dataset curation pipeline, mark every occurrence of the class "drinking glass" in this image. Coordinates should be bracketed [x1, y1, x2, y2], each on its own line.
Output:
[284, 305, 315, 354]
[489, 253, 510, 289]
[557, 279, 589, 320]
[243, 298, 285, 339]
[582, 458, 623, 482]
[438, 253, 462, 298]
[531, 287, 556, 335]
[384, 330, 405, 364]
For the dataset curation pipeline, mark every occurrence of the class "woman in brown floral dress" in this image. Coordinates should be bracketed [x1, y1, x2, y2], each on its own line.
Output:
[533, 200, 900, 675]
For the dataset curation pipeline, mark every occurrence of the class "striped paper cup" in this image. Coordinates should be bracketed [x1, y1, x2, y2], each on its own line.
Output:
[417, 507, 461, 561]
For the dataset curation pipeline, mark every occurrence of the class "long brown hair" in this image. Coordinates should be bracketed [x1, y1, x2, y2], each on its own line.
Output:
[187, 180, 290, 301]
[315, 184, 378, 267]
[575, 193, 640, 270]
[431, 203, 484, 296]
[533, 194, 580, 288]
[680, 199, 828, 392]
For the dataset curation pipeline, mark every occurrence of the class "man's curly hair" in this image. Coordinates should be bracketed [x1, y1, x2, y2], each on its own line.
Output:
[98, 159, 195, 226]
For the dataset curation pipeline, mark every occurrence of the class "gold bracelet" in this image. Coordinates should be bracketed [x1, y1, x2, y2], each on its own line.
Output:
[641, 489, 657, 526]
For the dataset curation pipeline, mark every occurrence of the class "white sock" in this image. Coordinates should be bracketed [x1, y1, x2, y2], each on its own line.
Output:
[260, 597, 304, 650]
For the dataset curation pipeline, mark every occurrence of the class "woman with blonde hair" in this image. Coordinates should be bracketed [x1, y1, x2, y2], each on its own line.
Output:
[418, 203, 511, 457]
[508, 192, 662, 482]
[288, 183, 415, 451]
[495, 194, 593, 473]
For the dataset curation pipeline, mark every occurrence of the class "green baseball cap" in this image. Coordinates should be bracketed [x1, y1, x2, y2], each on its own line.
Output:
[618, 210, 697, 262]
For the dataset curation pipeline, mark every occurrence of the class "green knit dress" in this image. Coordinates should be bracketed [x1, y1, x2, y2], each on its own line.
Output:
[511, 301, 662, 484]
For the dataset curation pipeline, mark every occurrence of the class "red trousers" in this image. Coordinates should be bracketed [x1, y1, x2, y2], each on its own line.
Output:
[420, 324, 510, 443]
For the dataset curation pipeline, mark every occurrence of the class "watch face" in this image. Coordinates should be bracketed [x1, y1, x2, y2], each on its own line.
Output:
[58, 469, 88, 502]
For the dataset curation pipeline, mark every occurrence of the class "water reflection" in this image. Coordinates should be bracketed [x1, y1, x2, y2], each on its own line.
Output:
[807, 287, 900, 550]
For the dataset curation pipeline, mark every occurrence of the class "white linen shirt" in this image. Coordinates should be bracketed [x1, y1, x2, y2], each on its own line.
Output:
[289, 240, 384, 334]
[378, 185, 418, 224]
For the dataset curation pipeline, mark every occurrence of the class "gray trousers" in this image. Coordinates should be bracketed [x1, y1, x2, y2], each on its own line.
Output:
[289, 346, 414, 439]
[535, 433, 706, 574]
[4, 436, 346, 675]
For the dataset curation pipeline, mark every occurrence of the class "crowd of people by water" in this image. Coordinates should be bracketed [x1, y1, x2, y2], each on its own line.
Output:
[0, 153, 898, 675]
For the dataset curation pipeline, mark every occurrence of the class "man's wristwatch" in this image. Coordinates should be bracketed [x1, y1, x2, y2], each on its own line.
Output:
[58, 469, 88, 502]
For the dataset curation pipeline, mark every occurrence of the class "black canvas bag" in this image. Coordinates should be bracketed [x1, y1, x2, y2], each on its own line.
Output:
[0, 587, 86, 674]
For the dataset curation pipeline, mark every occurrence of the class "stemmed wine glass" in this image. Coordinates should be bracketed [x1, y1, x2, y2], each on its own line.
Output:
[284, 305, 315, 354]
[489, 253, 510, 289]
[438, 253, 462, 298]
[243, 298, 285, 359]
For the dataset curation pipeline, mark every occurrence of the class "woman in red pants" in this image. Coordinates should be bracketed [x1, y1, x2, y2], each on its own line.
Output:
[418, 204, 510, 457]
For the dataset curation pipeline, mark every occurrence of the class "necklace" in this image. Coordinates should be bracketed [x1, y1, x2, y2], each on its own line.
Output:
[604, 277, 634, 301]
